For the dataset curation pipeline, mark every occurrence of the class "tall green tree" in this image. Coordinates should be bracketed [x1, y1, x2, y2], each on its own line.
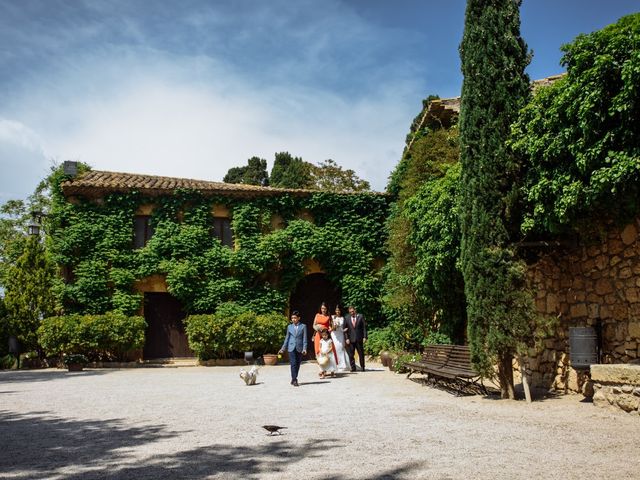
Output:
[459, 0, 534, 398]
[223, 156, 269, 186]
[383, 102, 465, 349]
[4, 235, 57, 352]
[269, 152, 313, 189]
[0, 173, 51, 289]
[309, 159, 370, 192]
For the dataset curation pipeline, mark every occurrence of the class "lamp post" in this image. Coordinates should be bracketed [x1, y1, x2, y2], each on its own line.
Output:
[27, 220, 40, 236]
[27, 211, 45, 237]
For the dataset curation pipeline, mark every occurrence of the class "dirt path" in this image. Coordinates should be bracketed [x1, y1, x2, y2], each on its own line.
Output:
[1, 364, 638, 479]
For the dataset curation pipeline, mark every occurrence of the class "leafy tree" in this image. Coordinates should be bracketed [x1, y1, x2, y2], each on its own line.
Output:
[459, 0, 535, 399]
[269, 152, 313, 189]
[309, 159, 370, 192]
[511, 13, 640, 234]
[0, 296, 8, 357]
[405, 161, 465, 342]
[383, 113, 465, 349]
[0, 199, 29, 289]
[4, 235, 57, 352]
[222, 167, 246, 185]
[0, 171, 52, 290]
[223, 156, 269, 186]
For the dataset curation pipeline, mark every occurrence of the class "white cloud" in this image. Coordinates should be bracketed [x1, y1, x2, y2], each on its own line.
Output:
[0, 118, 49, 202]
[7, 49, 416, 191]
[1, 1, 426, 192]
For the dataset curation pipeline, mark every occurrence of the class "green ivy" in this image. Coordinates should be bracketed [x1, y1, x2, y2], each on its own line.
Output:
[511, 13, 640, 234]
[48, 169, 389, 324]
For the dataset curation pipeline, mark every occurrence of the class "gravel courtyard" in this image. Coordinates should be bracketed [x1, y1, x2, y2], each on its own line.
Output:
[1, 363, 639, 480]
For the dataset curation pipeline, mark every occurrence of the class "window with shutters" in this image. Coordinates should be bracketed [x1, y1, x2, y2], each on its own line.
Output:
[134, 215, 154, 249]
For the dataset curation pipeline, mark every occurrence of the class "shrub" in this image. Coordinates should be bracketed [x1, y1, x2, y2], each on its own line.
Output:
[183, 314, 234, 361]
[62, 353, 88, 365]
[0, 354, 16, 369]
[226, 311, 260, 353]
[421, 331, 452, 347]
[38, 312, 146, 361]
[364, 321, 452, 356]
[393, 352, 421, 373]
[255, 313, 289, 353]
[364, 325, 403, 355]
[185, 310, 289, 360]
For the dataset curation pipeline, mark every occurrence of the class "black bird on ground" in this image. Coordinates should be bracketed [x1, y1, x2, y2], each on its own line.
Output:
[262, 425, 287, 435]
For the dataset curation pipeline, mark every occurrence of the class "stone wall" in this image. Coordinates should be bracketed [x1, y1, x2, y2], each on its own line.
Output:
[591, 364, 640, 414]
[525, 217, 640, 392]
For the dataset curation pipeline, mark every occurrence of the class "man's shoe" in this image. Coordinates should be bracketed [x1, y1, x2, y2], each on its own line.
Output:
[293, 380, 299, 387]
[350, 368, 356, 372]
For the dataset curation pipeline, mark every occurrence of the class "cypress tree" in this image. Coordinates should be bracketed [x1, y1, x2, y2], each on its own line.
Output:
[458, 0, 534, 398]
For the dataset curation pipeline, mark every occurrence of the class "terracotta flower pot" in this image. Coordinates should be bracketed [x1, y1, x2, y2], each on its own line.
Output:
[263, 354, 278, 366]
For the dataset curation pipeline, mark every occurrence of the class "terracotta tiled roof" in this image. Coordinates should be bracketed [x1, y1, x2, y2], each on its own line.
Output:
[61, 170, 383, 198]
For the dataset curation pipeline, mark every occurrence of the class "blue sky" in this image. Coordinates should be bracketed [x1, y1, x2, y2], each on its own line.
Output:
[1, 0, 638, 200]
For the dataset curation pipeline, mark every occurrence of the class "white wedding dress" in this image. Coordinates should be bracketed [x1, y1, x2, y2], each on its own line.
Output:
[331, 315, 350, 371]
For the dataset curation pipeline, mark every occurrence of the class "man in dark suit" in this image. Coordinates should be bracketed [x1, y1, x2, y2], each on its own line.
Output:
[344, 305, 367, 372]
[279, 310, 307, 386]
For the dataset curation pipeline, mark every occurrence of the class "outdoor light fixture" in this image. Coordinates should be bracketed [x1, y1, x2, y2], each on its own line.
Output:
[27, 210, 45, 237]
[27, 220, 40, 236]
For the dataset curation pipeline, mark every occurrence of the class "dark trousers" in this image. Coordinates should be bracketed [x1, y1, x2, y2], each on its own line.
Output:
[348, 340, 365, 371]
[289, 350, 303, 381]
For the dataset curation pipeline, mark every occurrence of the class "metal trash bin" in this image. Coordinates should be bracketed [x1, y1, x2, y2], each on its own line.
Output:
[569, 327, 598, 369]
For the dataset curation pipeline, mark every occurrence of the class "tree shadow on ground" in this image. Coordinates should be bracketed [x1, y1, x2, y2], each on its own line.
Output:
[0, 369, 112, 384]
[0, 411, 424, 480]
[0, 410, 177, 479]
[408, 376, 494, 397]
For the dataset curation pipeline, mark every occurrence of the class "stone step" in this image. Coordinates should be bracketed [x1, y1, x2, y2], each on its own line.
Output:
[143, 357, 199, 367]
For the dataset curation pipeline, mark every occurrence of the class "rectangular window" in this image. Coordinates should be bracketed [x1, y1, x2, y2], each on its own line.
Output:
[134, 216, 154, 249]
[211, 217, 233, 248]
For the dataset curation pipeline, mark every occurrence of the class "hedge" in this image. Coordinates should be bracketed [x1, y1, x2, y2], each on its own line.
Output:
[38, 312, 146, 361]
[184, 310, 289, 360]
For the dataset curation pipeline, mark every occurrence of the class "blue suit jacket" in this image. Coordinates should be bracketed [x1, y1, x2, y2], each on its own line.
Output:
[281, 322, 307, 353]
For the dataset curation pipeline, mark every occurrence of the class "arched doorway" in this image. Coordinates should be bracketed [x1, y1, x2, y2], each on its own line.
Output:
[289, 273, 341, 358]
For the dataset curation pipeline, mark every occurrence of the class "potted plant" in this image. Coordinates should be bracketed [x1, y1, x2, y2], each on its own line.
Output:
[63, 353, 88, 372]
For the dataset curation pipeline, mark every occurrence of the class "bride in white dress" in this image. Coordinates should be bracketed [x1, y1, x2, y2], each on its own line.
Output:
[331, 306, 350, 371]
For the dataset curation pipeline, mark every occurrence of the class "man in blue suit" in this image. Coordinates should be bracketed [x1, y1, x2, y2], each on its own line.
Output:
[279, 310, 307, 386]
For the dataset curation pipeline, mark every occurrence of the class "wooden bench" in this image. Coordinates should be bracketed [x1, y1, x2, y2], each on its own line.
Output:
[405, 344, 486, 395]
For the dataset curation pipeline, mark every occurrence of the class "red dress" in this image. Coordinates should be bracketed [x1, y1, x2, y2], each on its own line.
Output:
[313, 313, 332, 356]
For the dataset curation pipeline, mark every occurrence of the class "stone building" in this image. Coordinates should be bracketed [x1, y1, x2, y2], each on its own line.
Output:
[56, 166, 388, 360]
[525, 219, 640, 389]
[425, 77, 640, 406]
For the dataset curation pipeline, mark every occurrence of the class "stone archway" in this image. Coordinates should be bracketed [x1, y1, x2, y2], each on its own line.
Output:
[289, 273, 341, 358]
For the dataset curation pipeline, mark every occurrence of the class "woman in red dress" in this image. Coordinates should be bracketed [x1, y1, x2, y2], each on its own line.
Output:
[313, 303, 332, 358]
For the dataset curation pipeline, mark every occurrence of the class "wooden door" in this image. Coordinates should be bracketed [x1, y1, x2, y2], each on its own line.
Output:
[143, 292, 193, 358]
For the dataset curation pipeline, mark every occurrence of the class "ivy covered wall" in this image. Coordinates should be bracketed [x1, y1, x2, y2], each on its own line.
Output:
[48, 170, 389, 325]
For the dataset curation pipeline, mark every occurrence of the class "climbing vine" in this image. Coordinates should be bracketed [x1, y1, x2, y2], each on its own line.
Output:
[511, 13, 640, 235]
[48, 168, 389, 325]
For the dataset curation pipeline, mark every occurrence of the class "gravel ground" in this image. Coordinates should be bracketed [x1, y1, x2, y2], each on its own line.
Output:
[1, 363, 639, 480]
